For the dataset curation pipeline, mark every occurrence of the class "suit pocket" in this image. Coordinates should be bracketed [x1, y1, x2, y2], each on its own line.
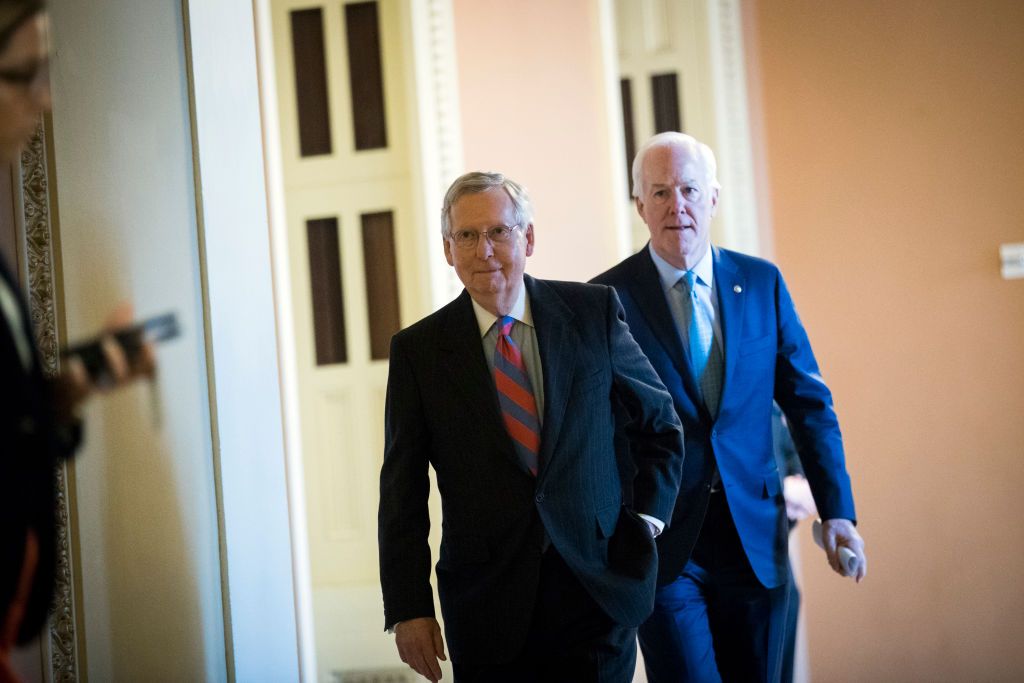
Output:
[762, 473, 782, 500]
[740, 334, 775, 357]
[606, 507, 656, 579]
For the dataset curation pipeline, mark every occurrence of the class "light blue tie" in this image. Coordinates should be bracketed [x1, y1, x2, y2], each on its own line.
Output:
[681, 271, 722, 416]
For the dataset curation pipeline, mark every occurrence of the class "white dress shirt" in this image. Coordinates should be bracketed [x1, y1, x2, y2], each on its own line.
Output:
[0, 272, 33, 372]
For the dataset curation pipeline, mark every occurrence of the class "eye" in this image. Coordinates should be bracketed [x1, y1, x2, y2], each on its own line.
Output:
[684, 186, 701, 200]
[490, 226, 510, 240]
[653, 189, 668, 199]
[453, 229, 475, 243]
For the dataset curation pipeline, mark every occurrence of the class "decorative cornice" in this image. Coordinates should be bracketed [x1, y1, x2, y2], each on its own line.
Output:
[20, 119, 78, 683]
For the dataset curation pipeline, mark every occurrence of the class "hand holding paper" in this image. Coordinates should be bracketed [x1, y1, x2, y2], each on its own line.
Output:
[812, 518, 867, 582]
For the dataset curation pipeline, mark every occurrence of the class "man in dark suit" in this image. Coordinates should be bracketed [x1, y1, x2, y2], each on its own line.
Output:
[592, 132, 867, 682]
[378, 171, 685, 682]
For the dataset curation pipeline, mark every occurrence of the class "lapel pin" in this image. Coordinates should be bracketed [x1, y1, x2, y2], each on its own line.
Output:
[733, 285, 742, 293]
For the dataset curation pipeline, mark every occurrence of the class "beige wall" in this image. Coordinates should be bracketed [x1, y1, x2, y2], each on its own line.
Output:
[49, 0, 227, 679]
[452, 0, 629, 281]
[747, 1, 1024, 679]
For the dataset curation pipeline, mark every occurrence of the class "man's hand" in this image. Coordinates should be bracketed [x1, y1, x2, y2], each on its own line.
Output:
[394, 617, 446, 682]
[782, 474, 817, 522]
[820, 518, 867, 583]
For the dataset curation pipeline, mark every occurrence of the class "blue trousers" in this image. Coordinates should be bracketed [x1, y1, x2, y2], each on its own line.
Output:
[639, 492, 789, 683]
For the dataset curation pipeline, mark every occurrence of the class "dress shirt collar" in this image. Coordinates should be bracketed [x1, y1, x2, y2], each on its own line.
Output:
[0, 273, 32, 372]
[470, 280, 533, 337]
[648, 242, 714, 292]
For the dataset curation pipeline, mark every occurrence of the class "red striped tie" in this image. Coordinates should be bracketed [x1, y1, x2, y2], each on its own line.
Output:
[494, 316, 541, 476]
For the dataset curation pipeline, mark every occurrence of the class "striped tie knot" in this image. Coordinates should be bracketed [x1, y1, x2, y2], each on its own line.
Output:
[498, 315, 515, 336]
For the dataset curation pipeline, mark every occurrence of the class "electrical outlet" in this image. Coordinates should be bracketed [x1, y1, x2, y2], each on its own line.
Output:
[1000, 243, 1024, 279]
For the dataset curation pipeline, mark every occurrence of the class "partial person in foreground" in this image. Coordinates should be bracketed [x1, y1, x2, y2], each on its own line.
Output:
[378, 171, 684, 682]
[772, 402, 818, 683]
[592, 131, 866, 682]
[0, 2, 155, 680]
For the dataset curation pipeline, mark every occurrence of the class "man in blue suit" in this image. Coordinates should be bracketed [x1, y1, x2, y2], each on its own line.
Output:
[593, 132, 867, 682]
[379, 172, 685, 681]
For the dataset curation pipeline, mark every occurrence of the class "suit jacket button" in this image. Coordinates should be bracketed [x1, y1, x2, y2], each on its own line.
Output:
[535, 493, 544, 503]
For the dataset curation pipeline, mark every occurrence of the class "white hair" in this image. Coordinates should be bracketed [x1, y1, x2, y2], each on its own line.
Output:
[631, 132, 720, 197]
[441, 171, 534, 236]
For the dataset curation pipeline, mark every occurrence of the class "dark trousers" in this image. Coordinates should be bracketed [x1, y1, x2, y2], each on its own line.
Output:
[780, 567, 800, 683]
[453, 547, 637, 683]
[639, 492, 789, 683]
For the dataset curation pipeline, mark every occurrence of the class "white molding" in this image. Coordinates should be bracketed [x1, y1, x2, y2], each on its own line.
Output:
[184, 1, 303, 680]
[407, 0, 464, 310]
[706, 0, 761, 256]
[251, 0, 319, 679]
[598, 0, 634, 260]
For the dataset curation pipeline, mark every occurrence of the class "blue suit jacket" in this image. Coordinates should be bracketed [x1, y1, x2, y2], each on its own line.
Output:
[378, 275, 684, 663]
[593, 246, 856, 589]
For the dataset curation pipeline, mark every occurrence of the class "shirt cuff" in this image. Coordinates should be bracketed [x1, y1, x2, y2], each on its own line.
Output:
[637, 513, 664, 537]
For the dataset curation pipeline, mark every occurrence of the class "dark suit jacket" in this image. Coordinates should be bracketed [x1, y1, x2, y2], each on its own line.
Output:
[378, 275, 684, 664]
[0, 256, 78, 643]
[593, 246, 856, 590]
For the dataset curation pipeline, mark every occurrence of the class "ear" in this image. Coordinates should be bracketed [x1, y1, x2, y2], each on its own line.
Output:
[634, 196, 645, 218]
[709, 187, 720, 217]
[524, 223, 535, 257]
[443, 236, 454, 266]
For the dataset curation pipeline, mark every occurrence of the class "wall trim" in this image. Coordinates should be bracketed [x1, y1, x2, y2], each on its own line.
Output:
[19, 118, 80, 682]
[407, 0, 464, 309]
[706, 0, 761, 255]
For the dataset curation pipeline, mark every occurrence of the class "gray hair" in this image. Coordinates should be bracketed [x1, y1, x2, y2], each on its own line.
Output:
[631, 132, 721, 198]
[441, 171, 534, 236]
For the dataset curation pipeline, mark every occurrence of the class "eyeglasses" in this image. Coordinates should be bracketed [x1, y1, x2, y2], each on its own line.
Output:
[447, 224, 521, 249]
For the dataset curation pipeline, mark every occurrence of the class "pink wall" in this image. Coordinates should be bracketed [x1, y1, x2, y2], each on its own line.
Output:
[747, 0, 1024, 679]
[451, 0, 626, 281]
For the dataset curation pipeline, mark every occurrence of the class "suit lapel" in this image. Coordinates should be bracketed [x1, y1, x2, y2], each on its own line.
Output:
[712, 247, 746, 411]
[525, 276, 576, 482]
[0, 256, 38, 379]
[439, 290, 509, 439]
[627, 248, 704, 406]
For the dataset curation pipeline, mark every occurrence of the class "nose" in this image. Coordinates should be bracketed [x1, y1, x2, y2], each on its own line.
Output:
[474, 232, 494, 259]
[669, 188, 687, 214]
